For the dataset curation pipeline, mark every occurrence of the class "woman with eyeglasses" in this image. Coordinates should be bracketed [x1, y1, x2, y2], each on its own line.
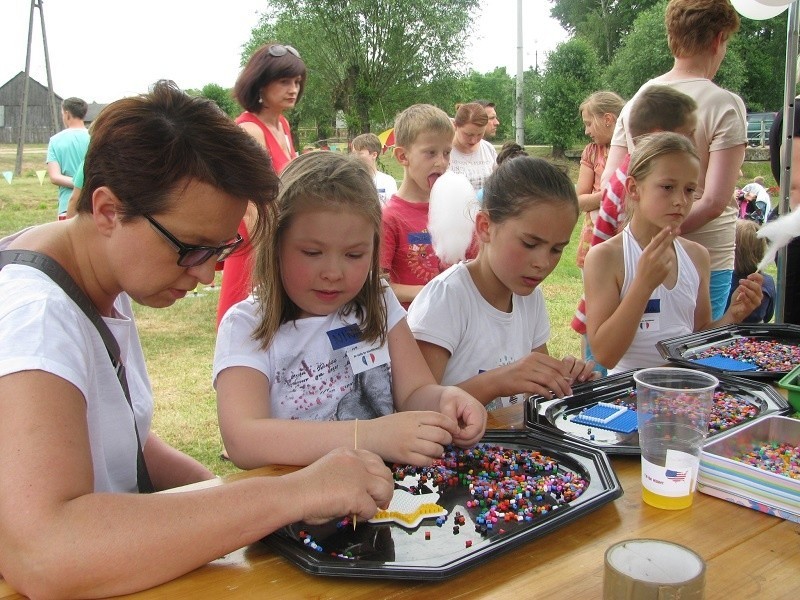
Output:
[216, 42, 307, 327]
[0, 81, 392, 598]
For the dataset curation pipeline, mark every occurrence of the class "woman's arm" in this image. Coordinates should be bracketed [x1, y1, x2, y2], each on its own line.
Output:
[681, 145, 745, 233]
[0, 370, 392, 599]
[601, 144, 628, 190]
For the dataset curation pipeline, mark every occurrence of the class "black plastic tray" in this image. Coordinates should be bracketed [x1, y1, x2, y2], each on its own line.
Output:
[656, 324, 800, 381]
[261, 430, 622, 580]
[525, 370, 789, 455]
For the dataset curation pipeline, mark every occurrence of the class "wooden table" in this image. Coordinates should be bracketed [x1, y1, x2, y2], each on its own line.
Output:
[2, 405, 798, 599]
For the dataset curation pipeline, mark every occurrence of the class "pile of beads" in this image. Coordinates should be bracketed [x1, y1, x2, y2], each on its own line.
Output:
[732, 441, 800, 480]
[708, 391, 758, 433]
[693, 337, 800, 372]
[392, 444, 589, 537]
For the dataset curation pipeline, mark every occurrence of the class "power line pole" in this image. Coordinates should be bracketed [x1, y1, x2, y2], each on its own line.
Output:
[15, 0, 60, 176]
[515, 0, 524, 145]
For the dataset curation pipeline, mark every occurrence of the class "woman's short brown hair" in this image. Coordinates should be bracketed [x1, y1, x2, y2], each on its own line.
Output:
[665, 0, 740, 59]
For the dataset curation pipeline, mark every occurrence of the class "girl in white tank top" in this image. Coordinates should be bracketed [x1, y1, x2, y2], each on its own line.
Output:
[583, 132, 764, 372]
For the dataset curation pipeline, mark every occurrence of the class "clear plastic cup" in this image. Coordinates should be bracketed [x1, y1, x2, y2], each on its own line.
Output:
[633, 367, 719, 510]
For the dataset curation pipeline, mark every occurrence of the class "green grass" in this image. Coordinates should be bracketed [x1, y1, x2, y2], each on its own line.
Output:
[0, 143, 791, 478]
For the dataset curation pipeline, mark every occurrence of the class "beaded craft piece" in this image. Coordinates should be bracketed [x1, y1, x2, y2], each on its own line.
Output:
[368, 483, 447, 528]
[569, 390, 758, 436]
[691, 337, 800, 373]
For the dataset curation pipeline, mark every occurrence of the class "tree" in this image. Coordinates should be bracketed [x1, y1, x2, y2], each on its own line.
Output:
[197, 83, 241, 118]
[550, 0, 662, 65]
[460, 68, 515, 141]
[244, 0, 479, 134]
[602, 1, 672, 99]
[730, 12, 789, 111]
[603, 0, 746, 101]
[539, 38, 601, 157]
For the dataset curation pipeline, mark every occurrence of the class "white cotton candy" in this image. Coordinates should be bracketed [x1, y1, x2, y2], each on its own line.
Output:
[428, 172, 478, 265]
[757, 209, 800, 271]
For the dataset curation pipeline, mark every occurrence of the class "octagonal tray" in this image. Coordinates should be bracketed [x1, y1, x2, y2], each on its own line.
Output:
[261, 430, 621, 580]
[525, 370, 789, 455]
[656, 324, 800, 381]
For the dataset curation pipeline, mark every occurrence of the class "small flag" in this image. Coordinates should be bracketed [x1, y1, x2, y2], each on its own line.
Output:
[36, 170, 46, 185]
[2, 171, 12, 184]
[665, 469, 687, 482]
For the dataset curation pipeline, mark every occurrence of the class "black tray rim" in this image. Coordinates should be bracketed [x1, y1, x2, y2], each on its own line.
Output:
[525, 369, 790, 456]
[261, 430, 623, 580]
[656, 323, 800, 381]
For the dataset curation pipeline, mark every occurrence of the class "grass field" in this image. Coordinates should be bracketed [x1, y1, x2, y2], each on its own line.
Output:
[0, 143, 784, 477]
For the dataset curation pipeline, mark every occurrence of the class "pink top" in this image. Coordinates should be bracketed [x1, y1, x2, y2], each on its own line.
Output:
[216, 113, 296, 327]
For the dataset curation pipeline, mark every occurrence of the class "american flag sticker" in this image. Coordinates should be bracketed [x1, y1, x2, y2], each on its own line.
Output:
[665, 469, 687, 482]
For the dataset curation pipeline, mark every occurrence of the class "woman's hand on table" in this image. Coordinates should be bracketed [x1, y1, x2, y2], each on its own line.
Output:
[291, 448, 394, 524]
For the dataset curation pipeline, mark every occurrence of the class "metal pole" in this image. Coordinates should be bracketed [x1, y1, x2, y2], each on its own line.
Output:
[775, 1, 799, 324]
[15, 0, 36, 176]
[39, 0, 61, 136]
[515, 0, 524, 145]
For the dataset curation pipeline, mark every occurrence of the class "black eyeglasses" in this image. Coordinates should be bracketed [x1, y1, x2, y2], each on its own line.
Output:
[268, 44, 301, 59]
[145, 215, 243, 268]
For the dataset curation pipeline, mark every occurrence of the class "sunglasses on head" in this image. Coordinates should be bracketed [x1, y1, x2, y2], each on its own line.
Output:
[145, 214, 243, 268]
[268, 44, 301, 59]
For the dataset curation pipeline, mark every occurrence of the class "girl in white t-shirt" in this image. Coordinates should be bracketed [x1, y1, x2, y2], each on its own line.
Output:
[408, 156, 597, 411]
[584, 132, 763, 372]
[214, 152, 486, 468]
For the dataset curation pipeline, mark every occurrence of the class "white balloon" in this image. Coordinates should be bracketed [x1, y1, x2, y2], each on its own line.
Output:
[753, 0, 794, 7]
[732, 0, 790, 19]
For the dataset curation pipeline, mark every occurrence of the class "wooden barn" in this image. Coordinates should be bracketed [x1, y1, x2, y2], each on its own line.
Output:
[0, 71, 62, 144]
[0, 73, 106, 144]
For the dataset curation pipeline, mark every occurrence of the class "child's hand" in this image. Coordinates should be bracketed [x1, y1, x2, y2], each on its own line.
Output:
[636, 226, 677, 292]
[499, 352, 575, 400]
[561, 355, 600, 385]
[292, 448, 394, 524]
[438, 386, 487, 448]
[727, 273, 764, 322]
[365, 411, 456, 467]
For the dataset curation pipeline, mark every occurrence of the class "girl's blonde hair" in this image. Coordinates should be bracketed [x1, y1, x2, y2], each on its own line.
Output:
[734, 219, 766, 274]
[579, 91, 625, 124]
[250, 152, 387, 350]
[627, 131, 699, 183]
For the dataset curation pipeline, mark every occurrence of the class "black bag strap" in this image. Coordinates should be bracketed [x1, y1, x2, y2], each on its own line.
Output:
[0, 249, 154, 493]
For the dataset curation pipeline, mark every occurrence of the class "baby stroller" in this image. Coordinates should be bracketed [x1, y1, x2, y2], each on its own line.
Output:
[735, 190, 767, 225]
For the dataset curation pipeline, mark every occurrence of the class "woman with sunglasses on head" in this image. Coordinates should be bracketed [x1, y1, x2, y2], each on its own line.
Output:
[217, 42, 307, 327]
[0, 81, 393, 598]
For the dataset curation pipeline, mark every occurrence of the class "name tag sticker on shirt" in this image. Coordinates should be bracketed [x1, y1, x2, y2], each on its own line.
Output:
[326, 324, 362, 350]
[644, 299, 661, 314]
[347, 342, 391, 375]
[407, 232, 432, 245]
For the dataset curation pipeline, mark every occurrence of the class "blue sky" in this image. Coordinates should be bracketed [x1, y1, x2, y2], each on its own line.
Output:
[1, 0, 567, 104]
